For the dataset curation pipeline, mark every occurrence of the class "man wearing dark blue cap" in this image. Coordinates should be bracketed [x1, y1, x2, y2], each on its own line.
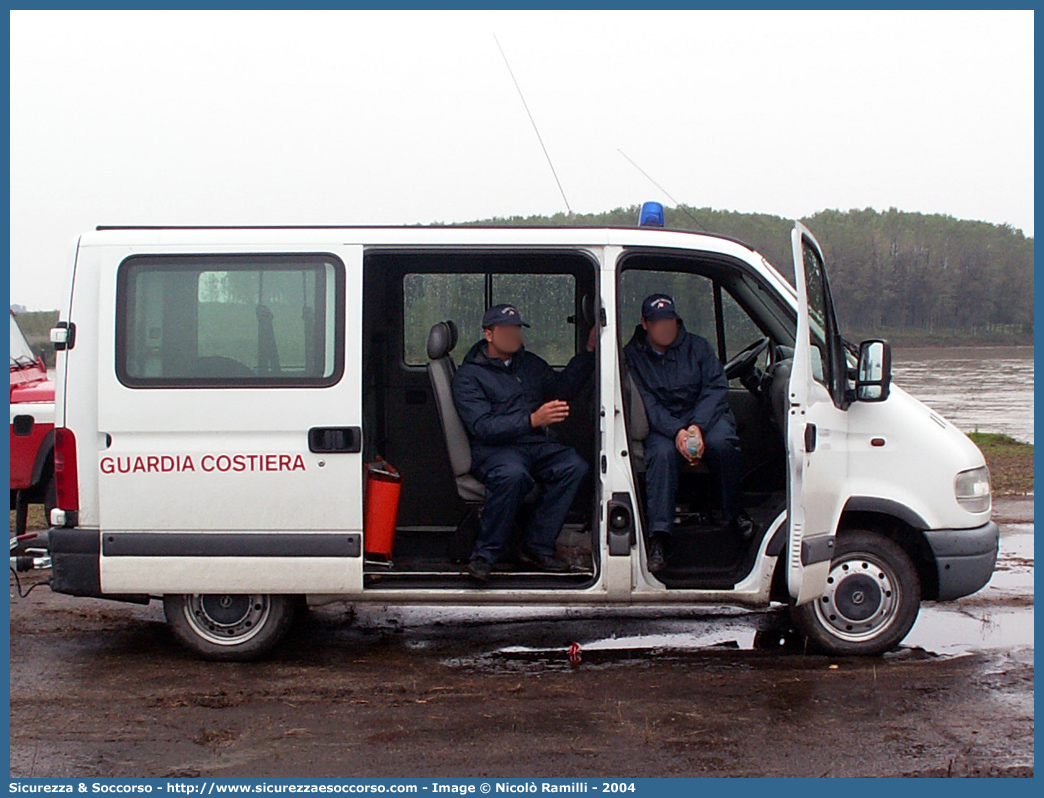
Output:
[624, 293, 755, 573]
[452, 303, 598, 583]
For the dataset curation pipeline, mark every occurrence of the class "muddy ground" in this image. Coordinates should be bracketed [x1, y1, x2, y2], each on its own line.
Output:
[9, 498, 1034, 778]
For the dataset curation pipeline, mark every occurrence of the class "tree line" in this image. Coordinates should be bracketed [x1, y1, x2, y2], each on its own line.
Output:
[456, 205, 1034, 345]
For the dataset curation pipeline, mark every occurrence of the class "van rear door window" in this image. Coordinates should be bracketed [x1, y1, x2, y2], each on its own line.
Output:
[401, 272, 578, 367]
[402, 273, 485, 365]
[116, 254, 344, 388]
[491, 273, 576, 366]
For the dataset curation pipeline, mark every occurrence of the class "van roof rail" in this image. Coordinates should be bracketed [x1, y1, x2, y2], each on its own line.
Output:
[92, 224, 756, 252]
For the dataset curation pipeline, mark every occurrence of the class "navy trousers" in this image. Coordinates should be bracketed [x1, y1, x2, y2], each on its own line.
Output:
[471, 440, 589, 563]
[643, 414, 744, 535]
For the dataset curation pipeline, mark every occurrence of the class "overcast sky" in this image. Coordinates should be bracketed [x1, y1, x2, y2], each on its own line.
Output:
[10, 9, 1034, 310]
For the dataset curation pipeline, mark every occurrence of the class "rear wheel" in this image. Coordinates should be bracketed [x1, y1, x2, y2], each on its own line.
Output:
[163, 593, 297, 661]
[12, 491, 28, 537]
[790, 529, 921, 656]
[42, 474, 56, 523]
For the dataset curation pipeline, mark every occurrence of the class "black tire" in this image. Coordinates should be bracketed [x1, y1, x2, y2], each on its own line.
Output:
[13, 491, 28, 537]
[790, 528, 921, 656]
[42, 474, 56, 523]
[163, 593, 298, 661]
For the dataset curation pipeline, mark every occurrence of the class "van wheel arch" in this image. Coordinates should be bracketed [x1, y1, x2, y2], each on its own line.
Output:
[768, 511, 939, 605]
[769, 510, 938, 603]
[790, 527, 922, 656]
[840, 510, 939, 600]
[29, 432, 55, 489]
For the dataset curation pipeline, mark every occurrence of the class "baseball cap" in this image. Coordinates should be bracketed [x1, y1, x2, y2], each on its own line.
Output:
[482, 303, 530, 328]
[641, 293, 681, 322]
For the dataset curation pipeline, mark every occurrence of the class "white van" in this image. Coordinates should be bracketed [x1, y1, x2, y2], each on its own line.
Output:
[45, 217, 999, 660]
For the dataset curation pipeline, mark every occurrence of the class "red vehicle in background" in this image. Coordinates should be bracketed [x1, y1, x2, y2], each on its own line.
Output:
[10, 310, 55, 537]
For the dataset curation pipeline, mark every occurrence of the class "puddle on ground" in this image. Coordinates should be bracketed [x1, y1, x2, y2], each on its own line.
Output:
[908, 523, 1032, 661]
[903, 606, 1034, 657]
[440, 610, 950, 672]
[345, 521, 1033, 672]
[439, 600, 1034, 671]
[433, 521, 1034, 670]
[466, 617, 764, 672]
[974, 523, 1034, 604]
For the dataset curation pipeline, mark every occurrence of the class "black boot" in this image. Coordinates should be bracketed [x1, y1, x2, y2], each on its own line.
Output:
[468, 557, 492, 584]
[730, 512, 757, 543]
[646, 533, 669, 573]
[519, 548, 570, 573]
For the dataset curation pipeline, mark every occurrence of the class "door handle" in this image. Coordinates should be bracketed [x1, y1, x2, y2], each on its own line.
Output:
[308, 427, 362, 453]
[804, 423, 817, 453]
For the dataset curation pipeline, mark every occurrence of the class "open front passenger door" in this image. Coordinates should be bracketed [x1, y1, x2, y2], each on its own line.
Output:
[786, 223, 850, 605]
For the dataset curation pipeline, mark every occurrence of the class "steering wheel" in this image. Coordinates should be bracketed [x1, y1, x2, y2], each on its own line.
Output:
[724, 336, 770, 381]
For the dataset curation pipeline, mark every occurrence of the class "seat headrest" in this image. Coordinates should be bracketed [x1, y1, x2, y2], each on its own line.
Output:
[579, 293, 594, 327]
[426, 320, 458, 360]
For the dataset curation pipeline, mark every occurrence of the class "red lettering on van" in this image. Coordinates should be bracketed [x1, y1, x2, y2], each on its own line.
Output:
[99, 453, 304, 474]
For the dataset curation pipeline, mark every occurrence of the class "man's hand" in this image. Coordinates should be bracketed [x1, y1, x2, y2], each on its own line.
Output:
[531, 400, 570, 428]
[674, 428, 690, 459]
[586, 325, 598, 352]
[675, 424, 704, 462]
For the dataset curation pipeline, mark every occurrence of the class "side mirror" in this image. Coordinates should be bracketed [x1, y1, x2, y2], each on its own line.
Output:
[856, 339, 891, 402]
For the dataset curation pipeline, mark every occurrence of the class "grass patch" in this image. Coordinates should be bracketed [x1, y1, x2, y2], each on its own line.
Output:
[967, 432, 1034, 496]
[9, 504, 48, 535]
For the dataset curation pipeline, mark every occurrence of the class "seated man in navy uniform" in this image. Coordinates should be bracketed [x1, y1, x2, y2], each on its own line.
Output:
[452, 303, 597, 584]
[624, 293, 755, 573]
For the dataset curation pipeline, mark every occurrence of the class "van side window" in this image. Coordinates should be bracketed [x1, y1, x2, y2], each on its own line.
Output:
[492, 273, 576, 366]
[802, 245, 831, 386]
[402, 273, 485, 365]
[117, 254, 344, 388]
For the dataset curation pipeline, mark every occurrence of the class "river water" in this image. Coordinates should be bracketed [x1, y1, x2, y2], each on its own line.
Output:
[891, 345, 1034, 444]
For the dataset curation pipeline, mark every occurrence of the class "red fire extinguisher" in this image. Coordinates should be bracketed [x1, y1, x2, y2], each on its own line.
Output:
[364, 457, 401, 561]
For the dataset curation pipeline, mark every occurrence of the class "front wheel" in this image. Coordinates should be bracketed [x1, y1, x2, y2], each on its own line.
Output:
[790, 529, 921, 656]
[163, 593, 298, 661]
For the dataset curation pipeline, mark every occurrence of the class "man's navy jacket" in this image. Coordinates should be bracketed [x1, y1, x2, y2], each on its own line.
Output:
[623, 323, 733, 439]
[452, 340, 595, 448]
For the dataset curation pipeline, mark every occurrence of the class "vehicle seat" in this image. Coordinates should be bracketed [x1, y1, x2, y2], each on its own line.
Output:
[764, 357, 793, 433]
[426, 321, 484, 501]
[622, 367, 708, 474]
[622, 368, 650, 471]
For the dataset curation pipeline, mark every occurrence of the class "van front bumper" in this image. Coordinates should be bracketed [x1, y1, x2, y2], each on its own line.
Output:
[923, 521, 1000, 601]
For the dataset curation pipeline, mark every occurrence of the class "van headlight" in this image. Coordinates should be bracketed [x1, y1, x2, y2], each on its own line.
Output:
[954, 466, 991, 513]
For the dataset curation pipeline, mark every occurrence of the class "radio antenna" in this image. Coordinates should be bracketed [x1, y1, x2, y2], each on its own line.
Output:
[494, 34, 573, 217]
[617, 148, 708, 231]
